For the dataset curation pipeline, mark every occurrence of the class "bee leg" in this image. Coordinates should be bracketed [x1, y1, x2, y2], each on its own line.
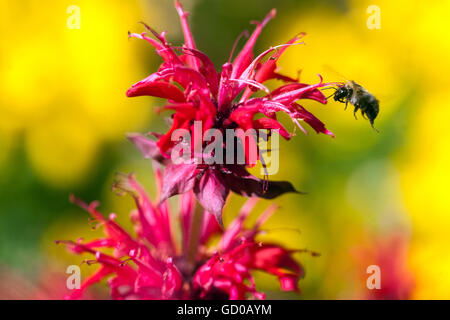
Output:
[371, 123, 380, 133]
[344, 99, 348, 110]
[353, 105, 360, 120]
[361, 111, 367, 120]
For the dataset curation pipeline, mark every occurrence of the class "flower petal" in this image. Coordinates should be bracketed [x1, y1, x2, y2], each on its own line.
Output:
[161, 163, 200, 202]
[223, 165, 301, 199]
[113, 173, 175, 250]
[175, 1, 199, 71]
[194, 168, 230, 228]
[292, 104, 334, 137]
[271, 76, 327, 105]
[271, 82, 327, 104]
[127, 133, 167, 164]
[231, 9, 276, 79]
[183, 48, 219, 97]
[244, 244, 304, 292]
[126, 81, 186, 102]
[252, 117, 291, 140]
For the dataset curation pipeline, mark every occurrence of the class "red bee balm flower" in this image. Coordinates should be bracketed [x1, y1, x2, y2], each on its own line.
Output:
[59, 169, 309, 300]
[126, 2, 333, 226]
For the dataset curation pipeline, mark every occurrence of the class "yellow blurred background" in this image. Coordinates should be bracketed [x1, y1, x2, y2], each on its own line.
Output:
[0, 0, 449, 299]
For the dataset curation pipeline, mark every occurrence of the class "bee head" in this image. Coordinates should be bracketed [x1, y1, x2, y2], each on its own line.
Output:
[333, 85, 351, 101]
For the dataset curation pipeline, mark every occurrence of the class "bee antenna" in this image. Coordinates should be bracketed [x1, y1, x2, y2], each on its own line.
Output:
[321, 87, 337, 100]
[325, 92, 336, 99]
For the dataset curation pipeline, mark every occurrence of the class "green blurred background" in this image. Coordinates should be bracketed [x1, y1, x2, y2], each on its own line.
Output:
[1, 0, 449, 299]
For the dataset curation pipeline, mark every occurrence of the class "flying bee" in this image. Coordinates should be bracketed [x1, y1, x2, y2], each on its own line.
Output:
[332, 80, 380, 132]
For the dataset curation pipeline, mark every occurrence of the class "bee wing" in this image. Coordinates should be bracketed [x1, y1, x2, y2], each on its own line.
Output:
[373, 91, 395, 104]
[322, 64, 349, 84]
